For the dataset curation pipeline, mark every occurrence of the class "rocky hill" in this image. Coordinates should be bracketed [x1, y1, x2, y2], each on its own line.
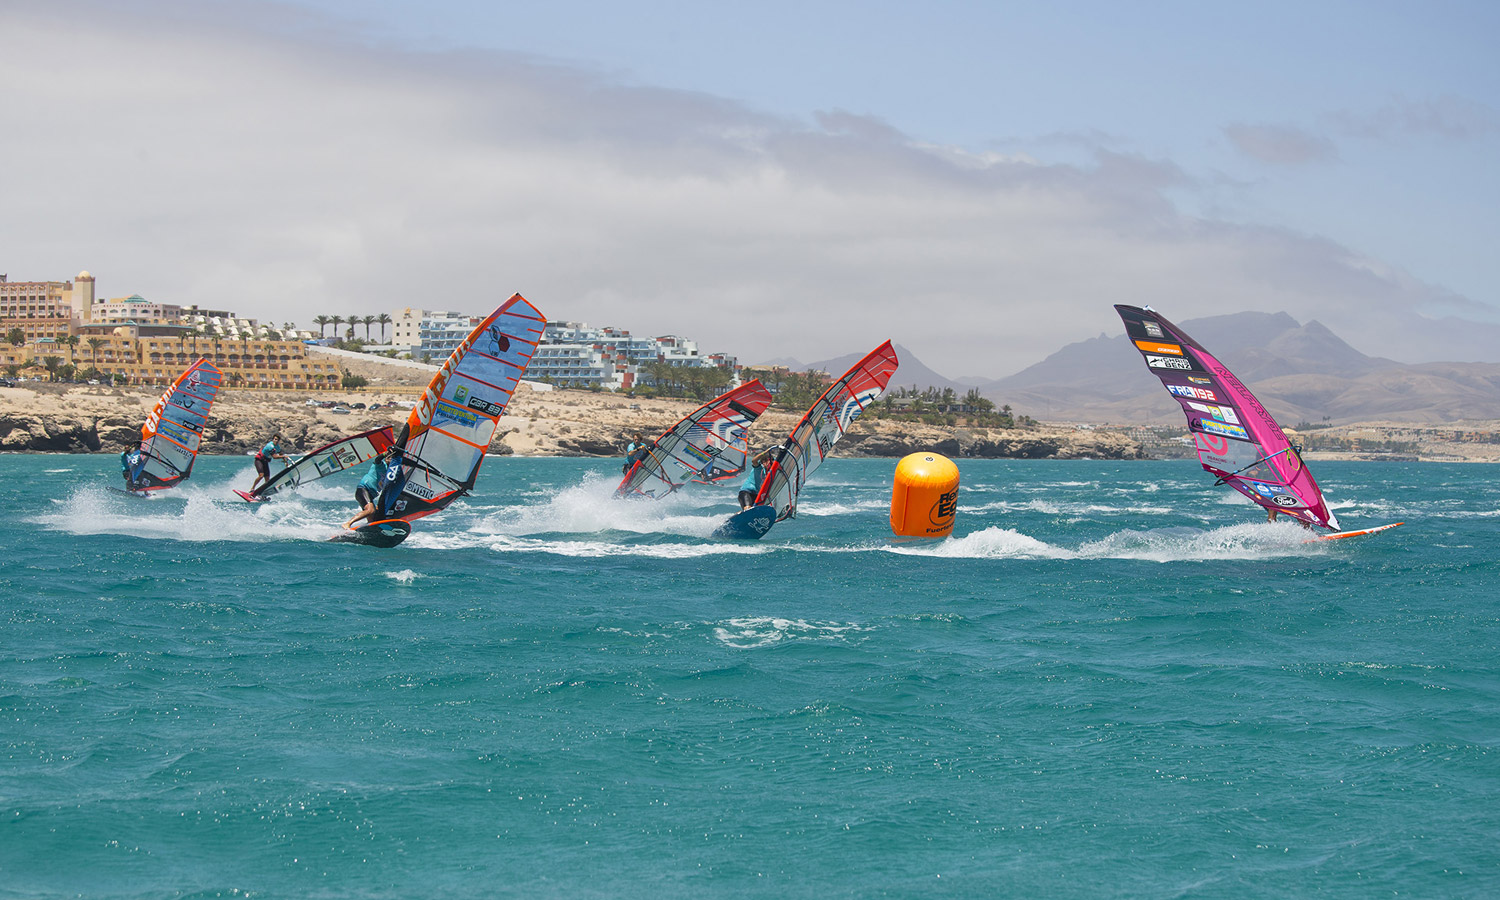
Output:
[979, 311, 1500, 424]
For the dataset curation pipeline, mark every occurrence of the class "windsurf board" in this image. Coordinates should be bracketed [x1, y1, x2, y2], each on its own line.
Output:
[713, 505, 776, 540]
[329, 518, 412, 548]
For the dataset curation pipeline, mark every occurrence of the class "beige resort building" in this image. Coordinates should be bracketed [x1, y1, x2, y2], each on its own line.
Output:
[1, 271, 339, 389]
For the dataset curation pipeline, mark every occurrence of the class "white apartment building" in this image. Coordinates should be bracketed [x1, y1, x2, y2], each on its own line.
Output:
[389, 308, 481, 358]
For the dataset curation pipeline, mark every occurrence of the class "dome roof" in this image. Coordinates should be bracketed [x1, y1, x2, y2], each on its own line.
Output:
[77, 270, 94, 280]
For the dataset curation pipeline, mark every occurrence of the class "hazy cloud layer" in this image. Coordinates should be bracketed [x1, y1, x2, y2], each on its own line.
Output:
[1224, 124, 1338, 166]
[3, 2, 1496, 377]
[1330, 95, 1500, 142]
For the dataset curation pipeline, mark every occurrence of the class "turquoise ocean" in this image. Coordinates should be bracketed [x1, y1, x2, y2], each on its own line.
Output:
[2, 454, 1496, 898]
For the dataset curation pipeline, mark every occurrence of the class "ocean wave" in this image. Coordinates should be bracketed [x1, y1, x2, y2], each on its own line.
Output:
[886, 521, 1327, 562]
[712, 616, 871, 649]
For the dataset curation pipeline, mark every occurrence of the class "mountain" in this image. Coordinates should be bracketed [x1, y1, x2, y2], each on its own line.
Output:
[743, 315, 1500, 424]
[802, 344, 971, 394]
[982, 311, 1500, 424]
[749, 344, 970, 394]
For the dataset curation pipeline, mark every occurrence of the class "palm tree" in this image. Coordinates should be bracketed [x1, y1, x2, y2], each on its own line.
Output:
[86, 337, 105, 368]
[362, 314, 376, 340]
[42, 355, 62, 382]
[376, 313, 392, 342]
[313, 315, 330, 338]
[330, 315, 345, 340]
[6, 327, 24, 347]
[61, 334, 80, 362]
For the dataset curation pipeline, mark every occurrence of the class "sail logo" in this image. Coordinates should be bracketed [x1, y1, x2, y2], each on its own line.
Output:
[403, 482, 437, 500]
[453, 384, 469, 403]
[683, 443, 716, 465]
[487, 324, 511, 354]
[1186, 401, 1239, 425]
[1168, 383, 1218, 402]
[1188, 376, 1213, 385]
[1251, 483, 1299, 506]
[1147, 355, 1192, 370]
[434, 401, 480, 429]
[465, 395, 504, 417]
[1201, 419, 1249, 440]
[1135, 340, 1183, 356]
[1142, 320, 1165, 338]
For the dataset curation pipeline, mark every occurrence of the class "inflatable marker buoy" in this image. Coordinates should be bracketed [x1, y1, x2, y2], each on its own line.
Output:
[890, 452, 959, 538]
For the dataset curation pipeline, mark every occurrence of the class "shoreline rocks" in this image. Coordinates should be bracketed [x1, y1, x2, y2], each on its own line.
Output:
[0, 383, 1147, 460]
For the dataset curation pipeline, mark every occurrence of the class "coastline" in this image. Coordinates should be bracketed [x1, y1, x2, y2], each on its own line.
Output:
[3, 377, 1497, 462]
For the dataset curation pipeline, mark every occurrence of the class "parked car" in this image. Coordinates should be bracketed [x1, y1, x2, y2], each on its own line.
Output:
[350, 402, 366, 410]
[330, 406, 350, 414]
[0, 378, 16, 388]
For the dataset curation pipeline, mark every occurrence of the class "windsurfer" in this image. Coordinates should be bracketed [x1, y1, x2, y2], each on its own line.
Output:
[345, 447, 397, 530]
[738, 448, 777, 510]
[622, 432, 652, 475]
[120, 444, 144, 490]
[250, 432, 288, 492]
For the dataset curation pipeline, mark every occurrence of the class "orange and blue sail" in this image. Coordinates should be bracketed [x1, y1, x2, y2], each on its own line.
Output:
[129, 358, 222, 491]
[1115, 305, 1339, 530]
[378, 293, 545, 521]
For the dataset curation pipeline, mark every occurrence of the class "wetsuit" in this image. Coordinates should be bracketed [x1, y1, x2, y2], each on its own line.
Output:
[738, 461, 767, 509]
[120, 447, 143, 490]
[254, 440, 282, 479]
[623, 440, 651, 474]
[355, 458, 384, 510]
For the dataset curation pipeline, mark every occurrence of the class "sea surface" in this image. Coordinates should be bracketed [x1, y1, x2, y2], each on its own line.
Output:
[1, 454, 1496, 899]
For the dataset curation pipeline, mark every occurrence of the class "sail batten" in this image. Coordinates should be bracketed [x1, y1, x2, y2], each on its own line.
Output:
[1115, 305, 1339, 530]
[616, 379, 773, 498]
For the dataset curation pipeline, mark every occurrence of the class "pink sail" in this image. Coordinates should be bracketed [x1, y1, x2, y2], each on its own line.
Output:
[1115, 305, 1339, 530]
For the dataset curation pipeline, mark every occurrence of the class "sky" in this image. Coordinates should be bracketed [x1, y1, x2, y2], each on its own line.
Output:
[2, 0, 1497, 378]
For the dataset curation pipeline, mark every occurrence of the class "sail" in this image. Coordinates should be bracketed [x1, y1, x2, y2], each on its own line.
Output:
[616, 379, 773, 499]
[1114, 305, 1340, 530]
[131, 358, 223, 491]
[754, 341, 899, 522]
[380, 293, 545, 521]
[248, 427, 395, 499]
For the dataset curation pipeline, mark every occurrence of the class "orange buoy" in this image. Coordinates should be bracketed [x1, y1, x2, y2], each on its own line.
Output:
[890, 452, 960, 538]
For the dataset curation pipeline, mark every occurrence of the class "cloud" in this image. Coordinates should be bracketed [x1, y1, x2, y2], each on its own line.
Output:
[1330, 94, 1500, 141]
[1224, 124, 1339, 166]
[1, 0, 1495, 382]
